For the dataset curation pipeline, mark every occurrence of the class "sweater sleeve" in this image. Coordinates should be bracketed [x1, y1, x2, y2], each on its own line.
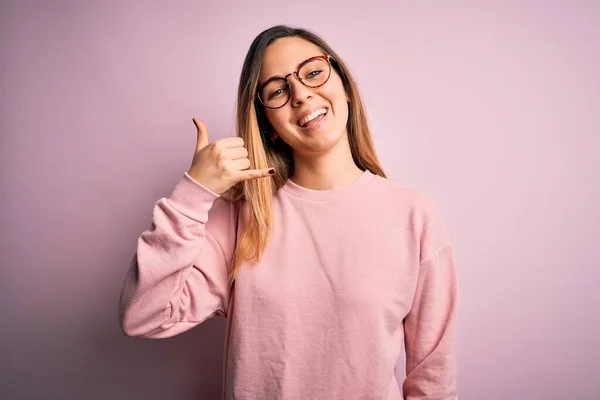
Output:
[118, 172, 238, 339]
[402, 196, 459, 399]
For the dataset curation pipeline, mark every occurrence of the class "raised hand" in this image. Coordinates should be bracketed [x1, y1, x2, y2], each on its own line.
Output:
[187, 118, 275, 195]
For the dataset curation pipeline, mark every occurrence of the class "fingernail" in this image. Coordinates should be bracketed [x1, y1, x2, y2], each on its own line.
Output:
[268, 168, 275, 175]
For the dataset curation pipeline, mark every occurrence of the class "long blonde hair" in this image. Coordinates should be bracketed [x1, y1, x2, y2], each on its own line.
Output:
[225, 25, 386, 284]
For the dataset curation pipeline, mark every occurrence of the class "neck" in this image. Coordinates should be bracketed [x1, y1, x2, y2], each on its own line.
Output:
[289, 133, 364, 190]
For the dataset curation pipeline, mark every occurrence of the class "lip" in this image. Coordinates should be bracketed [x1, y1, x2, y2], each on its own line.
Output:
[296, 106, 329, 126]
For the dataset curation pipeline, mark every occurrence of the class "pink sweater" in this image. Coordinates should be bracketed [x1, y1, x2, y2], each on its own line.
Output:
[119, 169, 459, 400]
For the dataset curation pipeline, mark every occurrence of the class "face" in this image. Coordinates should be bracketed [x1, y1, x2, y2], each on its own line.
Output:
[258, 37, 350, 156]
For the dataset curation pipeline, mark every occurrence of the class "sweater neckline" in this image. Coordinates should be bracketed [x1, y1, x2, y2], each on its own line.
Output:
[280, 169, 375, 201]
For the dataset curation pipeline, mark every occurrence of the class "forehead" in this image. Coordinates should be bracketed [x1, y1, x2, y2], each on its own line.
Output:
[259, 37, 323, 81]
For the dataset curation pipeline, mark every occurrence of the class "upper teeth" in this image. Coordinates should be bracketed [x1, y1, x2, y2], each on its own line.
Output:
[299, 108, 327, 126]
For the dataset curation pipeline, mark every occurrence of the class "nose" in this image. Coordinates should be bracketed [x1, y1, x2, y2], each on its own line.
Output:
[288, 73, 313, 107]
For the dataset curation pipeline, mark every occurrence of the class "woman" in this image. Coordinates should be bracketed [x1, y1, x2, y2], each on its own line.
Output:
[119, 25, 459, 400]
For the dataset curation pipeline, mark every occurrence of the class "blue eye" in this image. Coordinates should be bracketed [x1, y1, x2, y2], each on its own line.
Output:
[269, 88, 286, 99]
[306, 70, 322, 79]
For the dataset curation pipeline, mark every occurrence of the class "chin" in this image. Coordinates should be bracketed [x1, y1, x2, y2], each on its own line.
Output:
[299, 126, 348, 154]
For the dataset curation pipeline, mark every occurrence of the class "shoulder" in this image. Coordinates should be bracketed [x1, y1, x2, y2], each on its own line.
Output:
[369, 174, 441, 215]
[370, 174, 451, 261]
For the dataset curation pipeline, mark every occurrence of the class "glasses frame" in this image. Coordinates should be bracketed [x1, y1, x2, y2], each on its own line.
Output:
[256, 54, 333, 110]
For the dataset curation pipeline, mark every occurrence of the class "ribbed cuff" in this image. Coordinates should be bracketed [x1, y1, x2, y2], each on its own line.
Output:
[167, 172, 221, 223]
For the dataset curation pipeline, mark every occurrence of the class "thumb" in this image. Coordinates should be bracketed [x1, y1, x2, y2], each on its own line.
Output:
[192, 117, 209, 150]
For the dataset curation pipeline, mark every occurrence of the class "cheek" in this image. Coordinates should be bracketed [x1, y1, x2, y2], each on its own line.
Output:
[323, 79, 348, 108]
[265, 109, 292, 130]
[265, 110, 281, 127]
[326, 84, 350, 129]
[325, 85, 349, 115]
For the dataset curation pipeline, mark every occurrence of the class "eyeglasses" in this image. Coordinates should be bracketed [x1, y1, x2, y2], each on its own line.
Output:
[257, 54, 333, 109]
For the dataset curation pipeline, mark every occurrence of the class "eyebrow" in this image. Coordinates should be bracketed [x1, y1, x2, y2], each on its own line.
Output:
[258, 56, 319, 88]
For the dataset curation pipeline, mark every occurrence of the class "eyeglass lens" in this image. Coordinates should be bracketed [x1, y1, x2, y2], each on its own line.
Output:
[260, 57, 331, 109]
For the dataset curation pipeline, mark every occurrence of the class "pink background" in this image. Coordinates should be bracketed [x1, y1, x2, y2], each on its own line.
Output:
[1, 1, 599, 399]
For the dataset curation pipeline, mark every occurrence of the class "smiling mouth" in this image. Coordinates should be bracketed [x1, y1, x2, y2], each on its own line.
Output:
[297, 108, 329, 127]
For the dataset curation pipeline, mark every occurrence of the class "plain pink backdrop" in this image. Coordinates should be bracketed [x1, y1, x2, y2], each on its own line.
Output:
[1, 1, 599, 399]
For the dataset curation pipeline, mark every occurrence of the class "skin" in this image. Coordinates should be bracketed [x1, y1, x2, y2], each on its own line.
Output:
[188, 118, 274, 195]
[259, 37, 363, 190]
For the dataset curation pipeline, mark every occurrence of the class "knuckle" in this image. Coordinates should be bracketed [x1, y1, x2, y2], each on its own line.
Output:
[212, 141, 223, 152]
[216, 152, 227, 163]
[216, 159, 228, 170]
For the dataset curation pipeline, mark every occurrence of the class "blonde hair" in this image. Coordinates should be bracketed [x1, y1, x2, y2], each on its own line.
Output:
[224, 25, 386, 284]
